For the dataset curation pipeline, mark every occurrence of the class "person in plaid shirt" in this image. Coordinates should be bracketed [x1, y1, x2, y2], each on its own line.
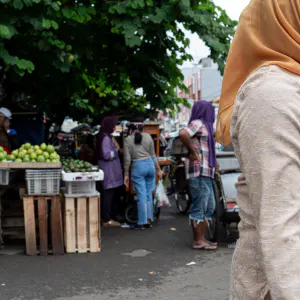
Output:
[179, 100, 218, 250]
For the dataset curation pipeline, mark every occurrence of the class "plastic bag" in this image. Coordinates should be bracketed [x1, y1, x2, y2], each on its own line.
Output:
[155, 180, 171, 208]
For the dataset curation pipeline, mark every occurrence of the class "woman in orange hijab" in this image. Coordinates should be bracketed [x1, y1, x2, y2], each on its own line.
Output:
[217, 0, 300, 299]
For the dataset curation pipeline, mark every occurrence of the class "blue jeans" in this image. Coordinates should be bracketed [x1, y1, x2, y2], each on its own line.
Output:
[188, 176, 215, 223]
[132, 158, 156, 225]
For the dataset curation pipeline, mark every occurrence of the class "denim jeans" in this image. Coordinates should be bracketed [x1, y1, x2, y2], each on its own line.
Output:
[188, 176, 215, 223]
[132, 158, 156, 225]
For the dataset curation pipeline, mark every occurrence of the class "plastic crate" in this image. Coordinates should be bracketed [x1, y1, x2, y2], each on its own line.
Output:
[62, 170, 104, 182]
[26, 169, 61, 195]
[64, 181, 97, 197]
[0, 169, 9, 185]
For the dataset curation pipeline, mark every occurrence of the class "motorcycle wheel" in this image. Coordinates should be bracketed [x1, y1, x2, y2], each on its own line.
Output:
[125, 202, 138, 224]
[175, 192, 191, 214]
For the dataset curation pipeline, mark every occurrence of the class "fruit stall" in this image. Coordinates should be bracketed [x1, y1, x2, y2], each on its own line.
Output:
[0, 142, 103, 256]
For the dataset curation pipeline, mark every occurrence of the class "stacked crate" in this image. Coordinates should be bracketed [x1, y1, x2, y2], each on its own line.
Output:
[62, 170, 104, 253]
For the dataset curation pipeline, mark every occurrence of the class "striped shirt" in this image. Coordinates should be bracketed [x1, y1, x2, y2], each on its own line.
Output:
[184, 120, 215, 179]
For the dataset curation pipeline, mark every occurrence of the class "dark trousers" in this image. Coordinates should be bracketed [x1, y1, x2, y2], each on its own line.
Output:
[101, 187, 121, 222]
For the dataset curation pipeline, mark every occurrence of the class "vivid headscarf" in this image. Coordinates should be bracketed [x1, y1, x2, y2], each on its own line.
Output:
[96, 116, 118, 160]
[217, 0, 300, 145]
[189, 100, 216, 168]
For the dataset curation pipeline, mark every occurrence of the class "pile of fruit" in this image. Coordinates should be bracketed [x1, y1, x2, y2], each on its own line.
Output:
[2, 143, 60, 163]
[62, 159, 98, 173]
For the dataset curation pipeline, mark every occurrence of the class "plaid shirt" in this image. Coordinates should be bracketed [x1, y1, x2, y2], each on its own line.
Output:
[184, 120, 215, 179]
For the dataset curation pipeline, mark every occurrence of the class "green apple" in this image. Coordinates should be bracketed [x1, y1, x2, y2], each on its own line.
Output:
[7, 155, 15, 161]
[46, 145, 55, 153]
[36, 149, 43, 156]
[43, 152, 50, 159]
[12, 150, 18, 157]
[24, 143, 31, 150]
[37, 155, 45, 162]
[18, 152, 25, 159]
[0, 152, 6, 160]
[30, 153, 37, 160]
[23, 156, 30, 162]
[40, 143, 47, 151]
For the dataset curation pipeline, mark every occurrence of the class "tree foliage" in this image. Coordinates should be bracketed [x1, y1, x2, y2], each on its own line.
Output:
[0, 0, 236, 121]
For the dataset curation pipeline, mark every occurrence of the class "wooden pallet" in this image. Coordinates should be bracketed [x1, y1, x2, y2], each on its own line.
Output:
[23, 195, 64, 256]
[64, 196, 101, 253]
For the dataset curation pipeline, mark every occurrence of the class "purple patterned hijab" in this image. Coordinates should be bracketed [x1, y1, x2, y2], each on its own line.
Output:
[189, 100, 216, 168]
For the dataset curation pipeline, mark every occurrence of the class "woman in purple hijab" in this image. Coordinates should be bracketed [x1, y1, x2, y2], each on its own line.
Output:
[179, 100, 218, 250]
[189, 100, 216, 168]
[96, 116, 123, 227]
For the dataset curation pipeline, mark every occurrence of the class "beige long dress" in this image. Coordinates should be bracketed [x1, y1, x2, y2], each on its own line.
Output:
[230, 65, 300, 300]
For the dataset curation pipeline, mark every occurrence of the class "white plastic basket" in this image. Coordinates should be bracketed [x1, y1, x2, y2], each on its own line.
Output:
[64, 181, 97, 197]
[62, 170, 104, 182]
[0, 169, 9, 185]
[26, 169, 61, 195]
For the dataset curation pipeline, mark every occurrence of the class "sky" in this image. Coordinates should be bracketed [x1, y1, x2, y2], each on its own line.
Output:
[183, 0, 251, 66]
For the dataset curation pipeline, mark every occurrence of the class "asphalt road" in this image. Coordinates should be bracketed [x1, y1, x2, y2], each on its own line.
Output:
[0, 202, 235, 300]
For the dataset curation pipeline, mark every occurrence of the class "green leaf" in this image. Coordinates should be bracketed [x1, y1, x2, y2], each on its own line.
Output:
[48, 38, 65, 49]
[28, 18, 42, 30]
[126, 36, 142, 47]
[0, 44, 35, 73]
[13, 0, 24, 10]
[115, 3, 126, 14]
[42, 19, 58, 30]
[51, 2, 60, 11]
[23, 0, 32, 7]
[87, 105, 94, 113]
[42, 19, 52, 29]
[149, 8, 167, 23]
[62, 8, 74, 19]
[0, 25, 16, 39]
[51, 20, 59, 29]
[111, 100, 118, 107]
[146, 0, 153, 5]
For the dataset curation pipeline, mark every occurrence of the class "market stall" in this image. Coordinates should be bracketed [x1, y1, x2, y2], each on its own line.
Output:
[0, 143, 103, 256]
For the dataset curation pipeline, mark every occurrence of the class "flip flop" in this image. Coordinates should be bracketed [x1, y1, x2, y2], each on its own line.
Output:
[193, 243, 217, 251]
[209, 241, 218, 246]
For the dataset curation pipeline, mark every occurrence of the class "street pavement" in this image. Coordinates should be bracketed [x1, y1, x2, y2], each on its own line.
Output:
[0, 201, 235, 300]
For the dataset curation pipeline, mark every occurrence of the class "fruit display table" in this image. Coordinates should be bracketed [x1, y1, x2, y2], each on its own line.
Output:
[0, 162, 61, 169]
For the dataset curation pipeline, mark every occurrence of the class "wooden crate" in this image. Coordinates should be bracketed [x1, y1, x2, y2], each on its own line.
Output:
[23, 195, 64, 256]
[64, 195, 101, 253]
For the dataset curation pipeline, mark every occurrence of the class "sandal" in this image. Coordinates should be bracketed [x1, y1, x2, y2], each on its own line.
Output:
[193, 243, 217, 251]
[130, 224, 145, 230]
[208, 241, 218, 246]
[103, 220, 120, 227]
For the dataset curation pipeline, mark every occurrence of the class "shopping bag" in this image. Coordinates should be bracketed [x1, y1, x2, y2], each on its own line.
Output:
[155, 180, 171, 208]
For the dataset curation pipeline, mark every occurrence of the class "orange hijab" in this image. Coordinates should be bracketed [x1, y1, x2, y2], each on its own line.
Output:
[217, 0, 300, 145]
